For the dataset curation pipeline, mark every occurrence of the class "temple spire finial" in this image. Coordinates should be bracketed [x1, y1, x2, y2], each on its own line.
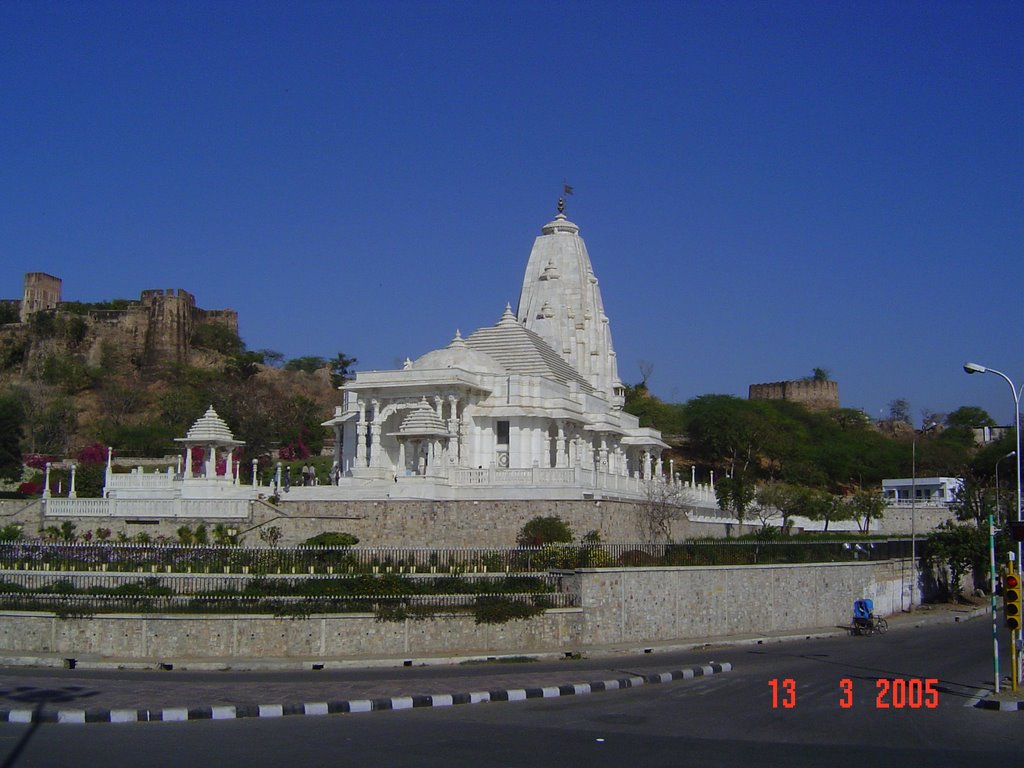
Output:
[557, 182, 573, 215]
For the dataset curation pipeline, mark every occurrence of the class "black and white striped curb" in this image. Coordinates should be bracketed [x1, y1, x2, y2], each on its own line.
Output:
[972, 697, 1024, 712]
[0, 662, 731, 725]
[975, 700, 1024, 711]
[963, 686, 1024, 712]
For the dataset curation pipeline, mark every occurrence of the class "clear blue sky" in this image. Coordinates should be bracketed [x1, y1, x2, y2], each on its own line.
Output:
[2, 1, 1021, 425]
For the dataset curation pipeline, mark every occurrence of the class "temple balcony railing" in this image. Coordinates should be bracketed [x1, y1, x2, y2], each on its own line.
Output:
[43, 498, 251, 519]
[445, 465, 714, 504]
[105, 469, 177, 490]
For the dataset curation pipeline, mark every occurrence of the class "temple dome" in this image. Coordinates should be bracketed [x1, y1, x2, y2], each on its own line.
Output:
[175, 406, 244, 446]
[412, 331, 506, 375]
[540, 213, 580, 235]
[394, 401, 451, 437]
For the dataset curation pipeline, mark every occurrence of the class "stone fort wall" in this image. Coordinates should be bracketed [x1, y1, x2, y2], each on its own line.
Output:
[749, 379, 839, 411]
[2, 274, 237, 371]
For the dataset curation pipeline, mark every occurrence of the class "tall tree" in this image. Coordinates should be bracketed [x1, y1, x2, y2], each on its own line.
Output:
[284, 356, 327, 374]
[799, 488, 850, 532]
[849, 488, 886, 533]
[0, 394, 25, 481]
[755, 482, 803, 531]
[715, 471, 756, 529]
[685, 395, 774, 477]
[888, 398, 912, 425]
[329, 353, 358, 388]
[945, 406, 996, 430]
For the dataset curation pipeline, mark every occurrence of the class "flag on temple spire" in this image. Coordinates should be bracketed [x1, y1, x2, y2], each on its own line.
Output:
[563, 183, 574, 195]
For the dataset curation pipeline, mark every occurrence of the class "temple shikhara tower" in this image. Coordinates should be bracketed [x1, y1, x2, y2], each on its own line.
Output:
[323, 200, 668, 499]
[516, 199, 625, 407]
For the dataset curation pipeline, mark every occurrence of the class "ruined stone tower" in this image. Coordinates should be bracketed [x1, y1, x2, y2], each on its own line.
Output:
[20, 273, 62, 322]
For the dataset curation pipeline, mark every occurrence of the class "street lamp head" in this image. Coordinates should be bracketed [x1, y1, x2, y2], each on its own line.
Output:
[963, 362, 987, 374]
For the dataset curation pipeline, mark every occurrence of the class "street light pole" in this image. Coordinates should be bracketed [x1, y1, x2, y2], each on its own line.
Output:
[997, 451, 1017, 524]
[911, 435, 917, 611]
[990, 451, 1018, 694]
[909, 422, 937, 612]
[990, 510, 1000, 692]
[964, 362, 1024, 686]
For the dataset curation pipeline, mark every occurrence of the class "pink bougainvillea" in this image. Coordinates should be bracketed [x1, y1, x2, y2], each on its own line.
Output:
[23, 455, 54, 471]
[76, 443, 109, 465]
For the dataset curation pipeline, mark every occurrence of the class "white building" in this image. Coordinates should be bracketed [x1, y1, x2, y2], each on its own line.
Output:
[882, 477, 962, 504]
[43, 406, 256, 520]
[322, 201, 678, 501]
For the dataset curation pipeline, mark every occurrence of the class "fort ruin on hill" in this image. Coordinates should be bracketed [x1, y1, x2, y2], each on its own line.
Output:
[1, 272, 238, 371]
[748, 378, 840, 412]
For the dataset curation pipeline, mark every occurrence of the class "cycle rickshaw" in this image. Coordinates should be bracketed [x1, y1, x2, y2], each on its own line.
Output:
[850, 598, 888, 636]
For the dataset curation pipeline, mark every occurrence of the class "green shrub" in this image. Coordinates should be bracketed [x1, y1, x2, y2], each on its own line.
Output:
[374, 602, 438, 622]
[473, 596, 545, 624]
[303, 532, 359, 547]
[517, 516, 573, 546]
[39, 354, 101, 393]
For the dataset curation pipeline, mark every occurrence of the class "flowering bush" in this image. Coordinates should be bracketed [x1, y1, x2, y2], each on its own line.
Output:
[23, 455, 54, 471]
[76, 443, 108, 465]
[278, 440, 310, 461]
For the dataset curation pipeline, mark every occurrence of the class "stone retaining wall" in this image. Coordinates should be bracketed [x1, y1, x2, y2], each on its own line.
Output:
[566, 559, 912, 646]
[2, 497, 954, 547]
[0, 609, 583, 661]
[0, 559, 916, 662]
[4, 498, 723, 547]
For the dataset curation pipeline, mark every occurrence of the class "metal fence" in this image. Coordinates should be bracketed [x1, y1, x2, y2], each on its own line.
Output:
[0, 538, 916, 576]
[0, 571, 563, 595]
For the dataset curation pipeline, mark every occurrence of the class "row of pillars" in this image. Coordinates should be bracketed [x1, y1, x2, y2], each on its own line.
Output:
[40, 462, 77, 499]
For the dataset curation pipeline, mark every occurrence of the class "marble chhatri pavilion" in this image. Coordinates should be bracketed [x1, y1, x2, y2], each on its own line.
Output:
[323, 201, 670, 500]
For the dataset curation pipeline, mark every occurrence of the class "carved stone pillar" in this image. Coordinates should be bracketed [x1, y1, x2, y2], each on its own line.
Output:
[369, 399, 385, 469]
[447, 395, 460, 464]
[355, 401, 367, 467]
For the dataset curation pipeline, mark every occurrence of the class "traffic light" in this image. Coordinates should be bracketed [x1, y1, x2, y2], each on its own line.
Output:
[1004, 571, 1022, 631]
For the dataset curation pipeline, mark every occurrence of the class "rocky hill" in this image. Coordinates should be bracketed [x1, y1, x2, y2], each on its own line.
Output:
[0, 279, 340, 461]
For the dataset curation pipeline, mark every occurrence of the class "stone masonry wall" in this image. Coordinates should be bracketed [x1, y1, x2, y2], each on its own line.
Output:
[0, 609, 584, 661]
[5, 495, 950, 547]
[240, 498, 728, 547]
[570, 559, 912, 647]
[0, 279, 238, 373]
[0, 559, 914, 662]
[749, 379, 840, 411]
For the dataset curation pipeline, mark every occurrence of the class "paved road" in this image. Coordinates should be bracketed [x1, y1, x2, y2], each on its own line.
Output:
[0, 602, 983, 716]
[0, 605, 1013, 767]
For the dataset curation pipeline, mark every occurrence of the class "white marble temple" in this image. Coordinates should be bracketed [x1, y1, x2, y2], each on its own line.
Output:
[323, 201, 669, 499]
